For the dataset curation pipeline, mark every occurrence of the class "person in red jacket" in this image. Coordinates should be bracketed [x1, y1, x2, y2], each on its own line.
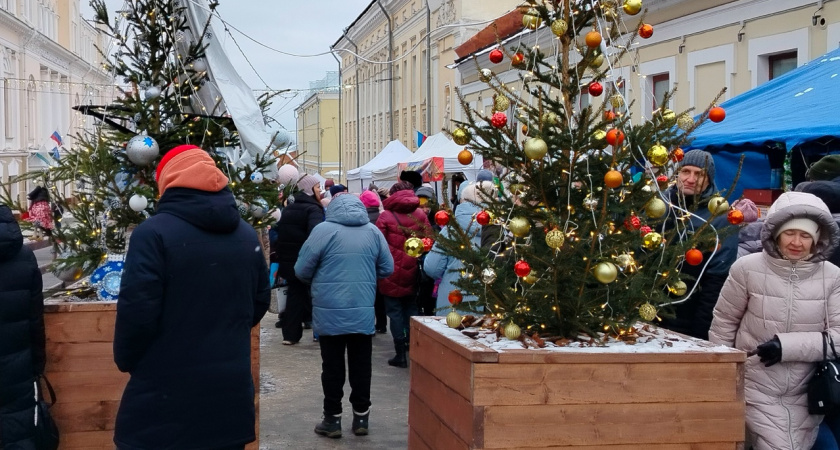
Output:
[375, 181, 431, 368]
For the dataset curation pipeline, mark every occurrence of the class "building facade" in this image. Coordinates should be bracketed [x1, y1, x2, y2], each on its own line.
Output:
[332, 0, 515, 183]
[0, 0, 112, 206]
[294, 89, 340, 179]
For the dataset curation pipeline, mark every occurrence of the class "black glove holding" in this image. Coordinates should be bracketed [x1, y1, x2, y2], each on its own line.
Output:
[756, 336, 782, 367]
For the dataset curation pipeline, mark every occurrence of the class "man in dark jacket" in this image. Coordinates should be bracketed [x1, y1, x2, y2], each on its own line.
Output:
[0, 204, 46, 449]
[271, 174, 324, 344]
[114, 145, 270, 450]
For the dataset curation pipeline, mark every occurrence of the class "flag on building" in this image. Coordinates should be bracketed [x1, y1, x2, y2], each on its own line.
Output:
[50, 131, 62, 160]
[415, 130, 427, 148]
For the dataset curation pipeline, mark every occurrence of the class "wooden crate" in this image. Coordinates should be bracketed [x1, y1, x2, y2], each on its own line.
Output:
[408, 317, 746, 449]
[44, 300, 260, 449]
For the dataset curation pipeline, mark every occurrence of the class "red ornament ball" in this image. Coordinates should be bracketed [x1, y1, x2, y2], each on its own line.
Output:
[624, 215, 641, 230]
[640, 225, 652, 236]
[639, 23, 654, 39]
[434, 210, 450, 227]
[606, 128, 625, 147]
[511, 52, 525, 66]
[489, 48, 504, 64]
[514, 260, 532, 278]
[476, 210, 492, 226]
[604, 110, 616, 122]
[727, 209, 745, 225]
[685, 248, 704, 266]
[422, 237, 434, 253]
[448, 289, 463, 305]
[709, 106, 726, 123]
[491, 111, 508, 128]
[588, 82, 604, 97]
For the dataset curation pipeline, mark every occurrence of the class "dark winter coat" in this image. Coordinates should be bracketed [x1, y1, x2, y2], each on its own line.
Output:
[375, 189, 431, 298]
[270, 191, 324, 280]
[0, 205, 45, 449]
[295, 195, 393, 336]
[113, 187, 270, 450]
[366, 206, 381, 224]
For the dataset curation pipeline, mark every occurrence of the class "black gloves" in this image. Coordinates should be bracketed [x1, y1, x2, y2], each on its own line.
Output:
[755, 337, 782, 367]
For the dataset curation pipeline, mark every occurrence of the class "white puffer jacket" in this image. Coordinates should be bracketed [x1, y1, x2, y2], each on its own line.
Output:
[710, 192, 840, 450]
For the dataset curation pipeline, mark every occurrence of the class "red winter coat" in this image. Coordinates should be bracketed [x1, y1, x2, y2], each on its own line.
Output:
[375, 190, 431, 297]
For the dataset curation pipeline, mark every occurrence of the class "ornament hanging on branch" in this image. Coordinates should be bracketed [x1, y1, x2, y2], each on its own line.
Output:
[404, 237, 424, 258]
[508, 217, 531, 237]
[522, 8, 542, 30]
[709, 106, 726, 123]
[585, 30, 602, 48]
[476, 210, 492, 226]
[491, 111, 507, 128]
[638, 24, 654, 39]
[457, 149, 474, 165]
[489, 48, 504, 64]
[623, 0, 642, 15]
[545, 228, 565, 249]
[639, 302, 657, 321]
[685, 248, 704, 266]
[593, 262, 618, 284]
[647, 144, 669, 166]
[669, 280, 688, 296]
[452, 128, 471, 146]
[126, 135, 160, 166]
[524, 137, 548, 160]
[504, 322, 521, 340]
[551, 19, 567, 37]
[129, 194, 149, 212]
[494, 95, 511, 112]
[514, 260, 532, 278]
[642, 232, 663, 250]
[481, 267, 497, 284]
[588, 82, 603, 97]
[434, 210, 450, 227]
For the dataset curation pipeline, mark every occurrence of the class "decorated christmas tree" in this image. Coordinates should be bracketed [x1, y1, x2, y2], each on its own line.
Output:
[434, 0, 737, 340]
[1, 0, 281, 295]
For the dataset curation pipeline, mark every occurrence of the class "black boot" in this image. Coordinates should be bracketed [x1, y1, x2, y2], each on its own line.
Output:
[314, 414, 342, 438]
[388, 341, 407, 368]
[352, 408, 370, 436]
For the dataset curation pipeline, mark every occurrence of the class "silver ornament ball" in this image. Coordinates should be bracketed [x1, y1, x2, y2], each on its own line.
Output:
[129, 194, 148, 212]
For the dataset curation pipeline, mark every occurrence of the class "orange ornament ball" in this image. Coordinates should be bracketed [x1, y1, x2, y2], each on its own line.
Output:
[511, 52, 525, 66]
[521, 124, 529, 134]
[709, 106, 726, 123]
[727, 209, 745, 225]
[604, 170, 623, 189]
[604, 110, 616, 122]
[671, 147, 684, 162]
[685, 248, 704, 266]
[448, 289, 463, 305]
[606, 128, 625, 147]
[639, 23, 654, 39]
[585, 30, 602, 48]
[458, 149, 474, 165]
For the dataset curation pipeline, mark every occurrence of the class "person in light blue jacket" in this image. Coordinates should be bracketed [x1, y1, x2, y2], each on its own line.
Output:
[424, 181, 496, 311]
[295, 193, 394, 439]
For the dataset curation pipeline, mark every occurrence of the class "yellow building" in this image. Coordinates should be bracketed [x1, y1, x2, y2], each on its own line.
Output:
[0, 0, 112, 206]
[332, 0, 517, 182]
[295, 89, 340, 180]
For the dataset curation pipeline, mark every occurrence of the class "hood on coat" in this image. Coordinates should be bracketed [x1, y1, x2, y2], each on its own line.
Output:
[382, 189, 420, 214]
[760, 191, 840, 261]
[326, 194, 370, 227]
[460, 181, 497, 206]
[156, 187, 241, 233]
[0, 205, 23, 261]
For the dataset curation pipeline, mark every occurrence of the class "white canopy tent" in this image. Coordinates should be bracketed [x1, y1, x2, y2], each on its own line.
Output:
[346, 140, 413, 193]
[370, 132, 484, 186]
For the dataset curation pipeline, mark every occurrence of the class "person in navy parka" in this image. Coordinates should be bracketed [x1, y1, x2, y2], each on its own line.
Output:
[295, 193, 393, 439]
[114, 145, 270, 450]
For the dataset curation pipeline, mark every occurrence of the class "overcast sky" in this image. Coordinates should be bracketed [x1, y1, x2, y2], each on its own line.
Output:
[81, 0, 372, 136]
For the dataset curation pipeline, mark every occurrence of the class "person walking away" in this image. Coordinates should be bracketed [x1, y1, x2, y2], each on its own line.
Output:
[25, 186, 54, 239]
[375, 181, 431, 368]
[0, 204, 46, 449]
[295, 193, 393, 438]
[360, 189, 388, 333]
[271, 174, 324, 344]
[113, 145, 270, 450]
[709, 191, 840, 450]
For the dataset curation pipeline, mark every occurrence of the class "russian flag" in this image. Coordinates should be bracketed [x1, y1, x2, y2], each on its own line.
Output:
[50, 131, 62, 146]
[416, 130, 426, 148]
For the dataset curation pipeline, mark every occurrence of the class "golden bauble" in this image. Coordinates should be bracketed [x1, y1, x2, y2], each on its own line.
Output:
[647, 144, 669, 166]
[639, 302, 657, 321]
[494, 95, 511, 112]
[457, 149, 474, 165]
[509, 183, 526, 195]
[669, 280, 688, 296]
[541, 111, 558, 125]
[622, 0, 642, 15]
[642, 231, 663, 250]
[479, 68, 493, 83]
[592, 129, 608, 149]
[677, 113, 694, 130]
[645, 198, 667, 218]
[661, 109, 676, 125]
[452, 127, 471, 146]
[446, 310, 463, 328]
[593, 262, 618, 284]
[550, 19, 568, 37]
[504, 322, 522, 340]
[523, 137, 548, 160]
[604, 169, 623, 189]
[615, 253, 635, 269]
[509, 217, 531, 237]
[545, 228, 565, 249]
[589, 53, 605, 69]
[522, 8, 542, 30]
[610, 94, 625, 109]
[522, 273, 538, 284]
[404, 237, 424, 258]
[708, 196, 730, 215]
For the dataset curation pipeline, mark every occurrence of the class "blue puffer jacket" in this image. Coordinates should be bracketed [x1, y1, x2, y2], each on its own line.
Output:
[424, 200, 482, 310]
[295, 194, 394, 336]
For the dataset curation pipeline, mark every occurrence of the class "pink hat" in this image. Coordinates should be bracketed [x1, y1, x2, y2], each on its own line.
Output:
[732, 198, 759, 223]
[360, 190, 381, 208]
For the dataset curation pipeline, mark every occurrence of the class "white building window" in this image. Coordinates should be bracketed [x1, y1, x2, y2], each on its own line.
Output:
[748, 28, 808, 88]
[639, 56, 675, 118]
[769, 51, 797, 80]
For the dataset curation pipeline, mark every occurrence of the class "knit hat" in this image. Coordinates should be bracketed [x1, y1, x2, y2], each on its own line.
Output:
[774, 217, 821, 241]
[277, 164, 300, 187]
[156, 145, 229, 194]
[794, 180, 840, 214]
[324, 179, 335, 189]
[678, 150, 716, 183]
[732, 198, 759, 223]
[399, 170, 423, 189]
[296, 175, 319, 196]
[415, 185, 435, 199]
[329, 184, 347, 197]
[360, 190, 381, 208]
[807, 155, 840, 181]
[476, 169, 494, 182]
[389, 180, 415, 195]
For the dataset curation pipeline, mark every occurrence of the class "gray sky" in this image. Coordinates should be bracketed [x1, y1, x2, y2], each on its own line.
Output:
[81, 0, 372, 136]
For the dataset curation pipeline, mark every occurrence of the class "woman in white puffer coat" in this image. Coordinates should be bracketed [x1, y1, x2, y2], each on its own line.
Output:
[710, 191, 840, 450]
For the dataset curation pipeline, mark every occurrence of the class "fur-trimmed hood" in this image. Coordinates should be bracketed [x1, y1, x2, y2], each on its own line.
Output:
[760, 191, 840, 262]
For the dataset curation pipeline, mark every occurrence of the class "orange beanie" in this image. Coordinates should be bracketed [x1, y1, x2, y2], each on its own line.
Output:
[156, 145, 229, 194]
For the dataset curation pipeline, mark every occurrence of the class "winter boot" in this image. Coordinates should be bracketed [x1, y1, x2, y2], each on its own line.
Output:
[352, 408, 370, 436]
[314, 414, 342, 438]
[388, 341, 408, 368]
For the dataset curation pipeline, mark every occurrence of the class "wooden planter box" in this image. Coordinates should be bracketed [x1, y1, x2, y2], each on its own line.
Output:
[408, 317, 746, 449]
[44, 300, 260, 449]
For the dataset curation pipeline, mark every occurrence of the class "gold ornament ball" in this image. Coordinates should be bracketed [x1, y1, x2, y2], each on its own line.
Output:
[669, 280, 688, 296]
[623, 0, 642, 15]
[647, 144, 670, 166]
[524, 137, 548, 160]
[589, 53, 605, 69]
[522, 8, 542, 30]
[509, 217, 531, 237]
[615, 253, 635, 269]
[645, 198, 667, 218]
[509, 183, 525, 195]
[494, 95, 511, 112]
[504, 322, 522, 340]
[593, 262, 619, 284]
[550, 19, 568, 37]
[458, 149, 474, 165]
[610, 94, 625, 109]
[522, 273, 538, 284]
[639, 302, 657, 321]
[446, 310, 463, 328]
[708, 196, 730, 215]
[541, 111, 558, 125]
[545, 228, 565, 249]
[662, 109, 676, 125]
[592, 129, 608, 149]
[677, 114, 694, 130]
[404, 237, 424, 258]
[479, 68, 493, 83]
[642, 231, 663, 250]
[452, 128, 471, 146]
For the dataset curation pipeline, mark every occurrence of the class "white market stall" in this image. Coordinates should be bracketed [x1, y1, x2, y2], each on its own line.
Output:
[346, 140, 414, 193]
[370, 132, 484, 187]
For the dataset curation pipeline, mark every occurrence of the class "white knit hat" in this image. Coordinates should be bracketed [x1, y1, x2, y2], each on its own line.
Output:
[774, 217, 821, 242]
